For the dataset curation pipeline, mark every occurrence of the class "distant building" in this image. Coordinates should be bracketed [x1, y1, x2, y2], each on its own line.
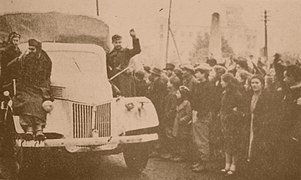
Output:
[223, 6, 257, 57]
[151, 6, 257, 67]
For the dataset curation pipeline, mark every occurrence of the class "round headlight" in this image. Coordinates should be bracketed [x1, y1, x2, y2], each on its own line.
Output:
[42, 100, 54, 113]
[3, 91, 9, 97]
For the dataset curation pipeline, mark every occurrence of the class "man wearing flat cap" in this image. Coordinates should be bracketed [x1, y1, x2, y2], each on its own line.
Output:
[181, 64, 198, 91]
[11, 39, 52, 141]
[190, 63, 215, 172]
[106, 29, 141, 97]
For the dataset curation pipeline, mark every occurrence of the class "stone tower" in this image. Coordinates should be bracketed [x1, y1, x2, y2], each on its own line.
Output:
[209, 12, 222, 62]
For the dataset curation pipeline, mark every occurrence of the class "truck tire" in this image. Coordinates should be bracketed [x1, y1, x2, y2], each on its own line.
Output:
[123, 143, 150, 174]
[16, 147, 47, 180]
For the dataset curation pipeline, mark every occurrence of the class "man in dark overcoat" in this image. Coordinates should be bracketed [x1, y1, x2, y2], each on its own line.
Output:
[12, 39, 52, 141]
[106, 29, 141, 97]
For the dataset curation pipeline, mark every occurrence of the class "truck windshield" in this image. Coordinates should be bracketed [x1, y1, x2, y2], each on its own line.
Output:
[47, 51, 105, 84]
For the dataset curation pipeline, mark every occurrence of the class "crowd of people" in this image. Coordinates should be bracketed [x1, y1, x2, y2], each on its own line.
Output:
[103, 29, 301, 179]
[128, 56, 300, 179]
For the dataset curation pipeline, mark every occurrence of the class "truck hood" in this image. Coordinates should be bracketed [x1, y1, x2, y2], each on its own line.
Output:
[52, 73, 112, 104]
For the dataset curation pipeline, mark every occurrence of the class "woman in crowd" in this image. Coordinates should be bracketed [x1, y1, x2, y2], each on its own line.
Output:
[246, 75, 279, 179]
[219, 73, 244, 176]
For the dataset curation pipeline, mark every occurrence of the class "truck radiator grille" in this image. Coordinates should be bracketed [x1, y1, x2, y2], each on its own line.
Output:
[72, 104, 93, 138]
[72, 103, 111, 138]
[95, 103, 111, 137]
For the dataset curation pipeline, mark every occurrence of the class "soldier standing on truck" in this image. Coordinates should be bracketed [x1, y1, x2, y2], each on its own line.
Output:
[10, 39, 53, 141]
[106, 29, 141, 97]
[0, 32, 21, 88]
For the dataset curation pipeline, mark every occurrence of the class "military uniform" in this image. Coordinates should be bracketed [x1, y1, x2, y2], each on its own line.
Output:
[106, 37, 141, 97]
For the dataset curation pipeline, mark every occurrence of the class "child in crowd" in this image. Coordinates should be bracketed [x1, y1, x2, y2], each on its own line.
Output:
[172, 86, 192, 162]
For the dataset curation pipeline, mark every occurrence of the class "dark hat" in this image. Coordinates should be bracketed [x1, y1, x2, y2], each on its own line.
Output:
[150, 67, 162, 76]
[285, 65, 301, 82]
[143, 66, 151, 73]
[206, 58, 217, 67]
[28, 39, 42, 49]
[135, 70, 145, 80]
[163, 63, 175, 71]
[274, 53, 281, 58]
[112, 34, 122, 42]
[236, 60, 249, 71]
[180, 64, 194, 73]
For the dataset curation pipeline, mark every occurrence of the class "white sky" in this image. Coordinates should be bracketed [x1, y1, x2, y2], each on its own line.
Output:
[1, 0, 301, 56]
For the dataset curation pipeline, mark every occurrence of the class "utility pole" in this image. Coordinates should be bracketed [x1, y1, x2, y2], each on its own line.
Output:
[165, 0, 172, 64]
[165, 0, 181, 64]
[264, 10, 268, 61]
[96, 0, 99, 16]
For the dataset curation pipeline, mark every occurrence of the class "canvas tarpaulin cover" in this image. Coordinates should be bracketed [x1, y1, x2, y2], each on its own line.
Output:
[0, 12, 110, 52]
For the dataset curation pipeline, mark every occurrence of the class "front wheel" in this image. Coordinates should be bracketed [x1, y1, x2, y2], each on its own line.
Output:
[123, 143, 150, 174]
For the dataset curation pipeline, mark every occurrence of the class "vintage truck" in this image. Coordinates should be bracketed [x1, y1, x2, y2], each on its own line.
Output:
[0, 12, 159, 178]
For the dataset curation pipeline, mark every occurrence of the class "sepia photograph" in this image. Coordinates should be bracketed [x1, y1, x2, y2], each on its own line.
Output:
[0, 0, 300, 179]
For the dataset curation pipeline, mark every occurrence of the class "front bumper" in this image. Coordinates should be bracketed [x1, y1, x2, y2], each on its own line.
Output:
[16, 133, 158, 150]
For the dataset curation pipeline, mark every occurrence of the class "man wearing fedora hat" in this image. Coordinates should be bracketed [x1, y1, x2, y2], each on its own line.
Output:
[163, 63, 176, 79]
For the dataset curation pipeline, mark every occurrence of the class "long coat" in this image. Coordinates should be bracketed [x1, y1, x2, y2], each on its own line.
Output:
[246, 91, 278, 159]
[220, 88, 244, 155]
[12, 50, 52, 121]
